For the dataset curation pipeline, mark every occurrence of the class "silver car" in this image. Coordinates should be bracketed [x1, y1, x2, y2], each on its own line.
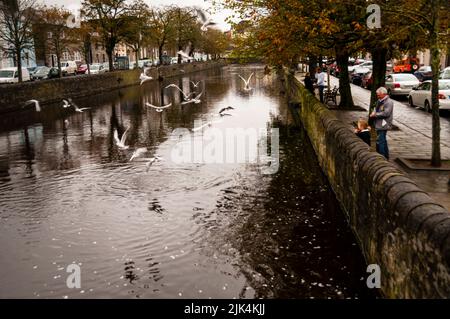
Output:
[385, 73, 420, 96]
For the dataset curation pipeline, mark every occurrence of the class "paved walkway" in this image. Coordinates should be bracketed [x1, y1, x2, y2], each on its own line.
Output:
[295, 73, 450, 211]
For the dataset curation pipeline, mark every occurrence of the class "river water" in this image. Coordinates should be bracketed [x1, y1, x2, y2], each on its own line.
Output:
[0, 65, 373, 299]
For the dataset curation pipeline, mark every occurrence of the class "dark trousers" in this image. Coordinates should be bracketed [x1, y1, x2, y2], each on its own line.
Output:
[376, 130, 389, 160]
[318, 85, 325, 103]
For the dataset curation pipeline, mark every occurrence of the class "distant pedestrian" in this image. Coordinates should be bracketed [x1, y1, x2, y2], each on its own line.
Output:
[315, 67, 326, 103]
[370, 87, 394, 160]
[304, 72, 314, 94]
[354, 118, 371, 146]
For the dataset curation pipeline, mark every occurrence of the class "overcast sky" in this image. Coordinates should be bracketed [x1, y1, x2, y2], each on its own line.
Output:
[40, 0, 233, 31]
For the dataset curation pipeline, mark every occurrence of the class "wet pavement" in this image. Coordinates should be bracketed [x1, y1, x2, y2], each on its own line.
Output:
[0, 65, 374, 299]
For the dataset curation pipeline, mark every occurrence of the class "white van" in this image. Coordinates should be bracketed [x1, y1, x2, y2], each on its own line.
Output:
[0, 67, 31, 83]
[60, 61, 77, 76]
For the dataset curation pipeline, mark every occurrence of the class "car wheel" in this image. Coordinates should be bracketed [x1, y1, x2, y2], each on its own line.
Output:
[409, 96, 415, 107]
[424, 100, 431, 113]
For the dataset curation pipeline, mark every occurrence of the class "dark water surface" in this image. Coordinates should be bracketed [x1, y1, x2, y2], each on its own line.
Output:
[0, 65, 372, 298]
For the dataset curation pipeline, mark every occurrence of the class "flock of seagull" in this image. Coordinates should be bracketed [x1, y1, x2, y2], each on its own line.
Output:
[21, 64, 256, 172]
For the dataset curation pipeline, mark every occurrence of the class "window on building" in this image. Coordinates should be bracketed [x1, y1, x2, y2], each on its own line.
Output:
[47, 32, 52, 39]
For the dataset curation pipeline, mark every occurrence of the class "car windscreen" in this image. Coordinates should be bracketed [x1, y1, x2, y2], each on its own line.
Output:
[35, 68, 49, 75]
[0, 70, 14, 78]
[439, 82, 450, 90]
[394, 74, 417, 81]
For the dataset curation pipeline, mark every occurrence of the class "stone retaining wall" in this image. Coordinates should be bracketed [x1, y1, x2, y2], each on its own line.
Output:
[286, 73, 450, 298]
[0, 61, 224, 114]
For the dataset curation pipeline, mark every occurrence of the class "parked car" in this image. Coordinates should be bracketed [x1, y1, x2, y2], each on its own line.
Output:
[88, 63, 107, 74]
[361, 71, 373, 89]
[385, 73, 420, 96]
[60, 60, 77, 76]
[48, 67, 62, 79]
[27, 66, 38, 75]
[348, 61, 372, 73]
[330, 62, 340, 76]
[408, 80, 450, 112]
[440, 67, 450, 79]
[102, 62, 110, 72]
[414, 66, 433, 82]
[171, 57, 179, 64]
[31, 66, 51, 80]
[77, 64, 88, 74]
[0, 67, 31, 83]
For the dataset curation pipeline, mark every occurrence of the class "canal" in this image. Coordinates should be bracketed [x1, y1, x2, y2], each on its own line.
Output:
[0, 65, 373, 298]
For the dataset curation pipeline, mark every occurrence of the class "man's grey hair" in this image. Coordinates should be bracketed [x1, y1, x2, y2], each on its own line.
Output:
[376, 87, 388, 95]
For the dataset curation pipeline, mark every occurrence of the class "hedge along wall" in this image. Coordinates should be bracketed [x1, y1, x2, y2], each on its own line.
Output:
[285, 73, 450, 298]
[0, 61, 224, 114]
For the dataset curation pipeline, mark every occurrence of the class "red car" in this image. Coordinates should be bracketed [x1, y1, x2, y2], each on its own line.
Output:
[77, 64, 88, 74]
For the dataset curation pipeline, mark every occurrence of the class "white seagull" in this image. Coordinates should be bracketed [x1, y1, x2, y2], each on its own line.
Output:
[238, 73, 254, 91]
[140, 67, 153, 85]
[190, 80, 203, 88]
[24, 99, 41, 112]
[195, 8, 217, 31]
[165, 84, 195, 102]
[114, 127, 130, 150]
[62, 99, 71, 108]
[145, 156, 163, 172]
[68, 98, 91, 112]
[145, 102, 172, 113]
[129, 147, 148, 162]
[177, 43, 194, 61]
[181, 90, 204, 105]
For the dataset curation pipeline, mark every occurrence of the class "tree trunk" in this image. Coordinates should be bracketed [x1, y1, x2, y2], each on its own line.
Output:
[57, 53, 62, 78]
[135, 49, 139, 69]
[16, 50, 22, 83]
[178, 44, 183, 64]
[430, 0, 441, 167]
[369, 47, 387, 115]
[159, 45, 164, 66]
[308, 55, 317, 78]
[336, 48, 354, 108]
[107, 49, 114, 72]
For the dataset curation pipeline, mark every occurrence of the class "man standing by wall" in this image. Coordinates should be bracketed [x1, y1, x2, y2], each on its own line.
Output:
[370, 87, 394, 160]
[315, 67, 326, 103]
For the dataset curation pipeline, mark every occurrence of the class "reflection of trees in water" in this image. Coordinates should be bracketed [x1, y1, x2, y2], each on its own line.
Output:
[22, 127, 35, 177]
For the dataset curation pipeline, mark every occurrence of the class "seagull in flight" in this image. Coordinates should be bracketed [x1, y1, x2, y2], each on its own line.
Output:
[140, 67, 153, 85]
[181, 90, 204, 105]
[68, 98, 91, 112]
[191, 80, 203, 88]
[145, 102, 172, 113]
[114, 127, 129, 150]
[24, 100, 41, 112]
[219, 106, 234, 114]
[145, 156, 163, 172]
[195, 8, 217, 31]
[238, 73, 254, 91]
[129, 147, 148, 162]
[177, 43, 194, 61]
[62, 99, 71, 108]
[165, 84, 195, 102]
